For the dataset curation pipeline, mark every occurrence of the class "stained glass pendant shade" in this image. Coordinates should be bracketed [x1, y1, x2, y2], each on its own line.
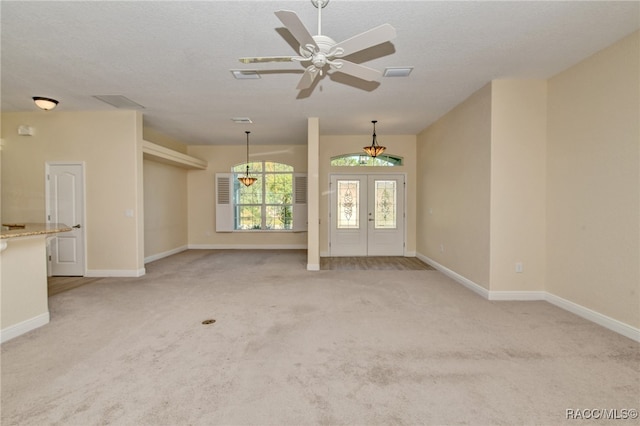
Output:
[363, 120, 386, 158]
[238, 131, 257, 187]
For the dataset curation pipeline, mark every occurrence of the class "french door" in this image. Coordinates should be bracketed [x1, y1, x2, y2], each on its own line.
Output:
[329, 174, 405, 256]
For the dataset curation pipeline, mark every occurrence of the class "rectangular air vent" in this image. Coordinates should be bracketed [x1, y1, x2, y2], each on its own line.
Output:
[231, 117, 253, 124]
[93, 95, 145, 109]
[231, 70, 261, 80]
[383, 67, 413, 77]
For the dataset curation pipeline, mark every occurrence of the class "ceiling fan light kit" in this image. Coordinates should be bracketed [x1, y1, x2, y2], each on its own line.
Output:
[238, 0, 396, 91]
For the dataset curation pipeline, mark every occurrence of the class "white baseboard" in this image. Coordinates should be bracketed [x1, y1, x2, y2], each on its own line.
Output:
[417, 253, 490, 299]
[85, 268, 145, 277]
[188, 244, 307, 250]
[416, 252, 640, 342]
[307, 264, 320, 271]
[405, 251, 417, 257]
[489, 291, 546, 301]
[1, 312, 50, 344]
[144, 245, 188, 264]
[545, 293, 640, 342]
[320, 251, 330, 258]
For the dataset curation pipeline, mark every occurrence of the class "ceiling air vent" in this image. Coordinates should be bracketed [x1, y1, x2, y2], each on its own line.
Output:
[231, 70, 261, 80]
[93, 95, 145, 109]
[383, 67, 413, 77]
[231, 117, 253, 124]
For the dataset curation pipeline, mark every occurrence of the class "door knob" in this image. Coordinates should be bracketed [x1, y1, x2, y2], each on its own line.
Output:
[72, 224, 81, 229]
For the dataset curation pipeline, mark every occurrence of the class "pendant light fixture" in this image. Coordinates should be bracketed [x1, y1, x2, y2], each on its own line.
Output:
[32, 96, 59, 111]
[238, 131, 257, 187]
[363, 120, 386, 158]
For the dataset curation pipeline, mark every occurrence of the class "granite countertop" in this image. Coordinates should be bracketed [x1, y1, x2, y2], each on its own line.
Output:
[0, 223, 73, 239]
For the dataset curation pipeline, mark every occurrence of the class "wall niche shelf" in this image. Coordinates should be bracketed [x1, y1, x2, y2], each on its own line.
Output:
[142, 140, 207, 170]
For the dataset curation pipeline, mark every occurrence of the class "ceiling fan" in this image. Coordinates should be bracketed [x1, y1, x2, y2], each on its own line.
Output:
[239, 0, 396, 90]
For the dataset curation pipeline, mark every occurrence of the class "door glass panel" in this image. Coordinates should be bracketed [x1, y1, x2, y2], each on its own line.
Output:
[374, 180, 396, 229]
[337, 180, 359, 229]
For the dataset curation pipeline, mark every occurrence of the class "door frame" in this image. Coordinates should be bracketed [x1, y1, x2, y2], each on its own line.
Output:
[328, 172, 407, 257]
[45, 161, 87, 276]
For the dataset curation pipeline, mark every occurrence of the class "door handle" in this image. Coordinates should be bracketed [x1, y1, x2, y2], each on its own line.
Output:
[72, 224, 81, 229]
[368, 219, 374, 222]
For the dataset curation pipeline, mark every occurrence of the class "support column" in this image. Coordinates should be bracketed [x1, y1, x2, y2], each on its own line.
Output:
[307, 117, 320, 271]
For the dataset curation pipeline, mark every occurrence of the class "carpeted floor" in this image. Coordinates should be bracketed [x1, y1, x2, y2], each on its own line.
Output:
[2, 250, 639, 425]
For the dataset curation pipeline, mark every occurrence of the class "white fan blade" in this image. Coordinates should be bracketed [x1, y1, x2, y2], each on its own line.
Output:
[332, 60, 382, 82]
[333, 24, 396, 57]
[275, 10, 318, 53]
[239, 56, 295, 64]
[296, 67, 320, 90]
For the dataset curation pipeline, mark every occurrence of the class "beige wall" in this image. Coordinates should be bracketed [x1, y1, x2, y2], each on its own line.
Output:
[143, 159, 188, 259]
[1, 236, 48, 333]
[142, 127, 191, 260]
[490, 80, 547, 291]
[187, 144, 308, 248]
[1, 111, 144, 274]
[319, 134, 417, 256]
[143, 127, 188, 153]
[546, 31, 640, 327]
[416, 84, 492, 289]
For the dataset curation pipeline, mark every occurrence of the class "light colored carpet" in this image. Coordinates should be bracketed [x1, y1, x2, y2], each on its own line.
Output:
[2, 250, 638, 425]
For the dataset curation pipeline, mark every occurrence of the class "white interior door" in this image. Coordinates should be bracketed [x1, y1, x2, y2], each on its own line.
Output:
[330, 174, 405, 256]
[47, 163, 85, 276]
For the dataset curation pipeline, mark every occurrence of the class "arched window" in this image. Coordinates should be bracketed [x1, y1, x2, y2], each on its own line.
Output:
[216, 161, 306, 232]
[330, 153, 403, 166]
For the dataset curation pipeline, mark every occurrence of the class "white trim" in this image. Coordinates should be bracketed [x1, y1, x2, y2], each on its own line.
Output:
[85, 268, 145, 277]
[144, 245, 188, 264]
[489, 291, 546, 301]
[1, 312, 50, 344]
[545, 293, 640, 342]
[417, 253, 490, 299]
[307, 263, 320, 271]
[405, 251, 416, 257]
[188, 244, 307, 250]
[142, 140, 207, 170]
[417, 252, 640, 342]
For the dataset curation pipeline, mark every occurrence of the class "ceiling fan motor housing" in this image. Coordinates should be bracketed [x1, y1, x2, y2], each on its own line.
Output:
[301, 35, 339, 68]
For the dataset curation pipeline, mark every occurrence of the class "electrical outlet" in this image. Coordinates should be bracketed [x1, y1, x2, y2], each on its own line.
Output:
[515, 262, 523, 273]
[440, 243, 445, 253]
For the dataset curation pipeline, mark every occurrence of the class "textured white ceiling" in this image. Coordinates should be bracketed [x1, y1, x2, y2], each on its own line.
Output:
[2, 1, 638, 145]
